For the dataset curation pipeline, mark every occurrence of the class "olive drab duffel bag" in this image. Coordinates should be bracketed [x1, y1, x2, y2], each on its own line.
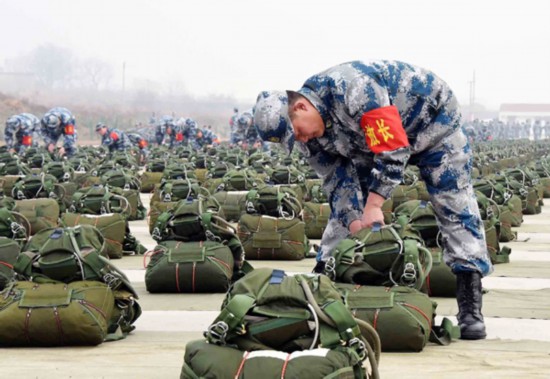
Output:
[181, 340, 367, 379]
[200, 268, 380, 379]
[0, 281, 115, 346]
[336, 284, 459, 352]
[237, 214, 310, 260]
[244, 185, 302, 219]
[145, 240, 236, 293]
[0, 237, 20, 290]
[324, 224, 433, 290]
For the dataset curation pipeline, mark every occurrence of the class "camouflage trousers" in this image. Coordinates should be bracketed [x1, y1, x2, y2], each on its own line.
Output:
[319, 129, 494, 277]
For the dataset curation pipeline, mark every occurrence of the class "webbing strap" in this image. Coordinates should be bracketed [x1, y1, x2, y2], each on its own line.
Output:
[322, 300, 361, 344]
[206, 294, 255, 344]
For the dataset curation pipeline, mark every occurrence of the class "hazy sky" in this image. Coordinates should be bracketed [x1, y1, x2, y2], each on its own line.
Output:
[1, 0, 549, 109]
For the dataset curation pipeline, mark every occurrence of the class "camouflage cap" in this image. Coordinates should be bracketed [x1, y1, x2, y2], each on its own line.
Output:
[253, 90, 295, 154]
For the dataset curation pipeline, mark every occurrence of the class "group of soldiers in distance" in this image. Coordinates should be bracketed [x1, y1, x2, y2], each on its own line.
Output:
[463, 118, 550, 143]
[5, 107, 548, 157]
[3, 107, 228, 159]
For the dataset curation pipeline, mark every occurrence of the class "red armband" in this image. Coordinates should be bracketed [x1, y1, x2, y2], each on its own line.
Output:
[138, 140, 148, 148]
[360, 105, 409, 154]
[110, 132, 119, 141]
[64, 124, 75, 135]
[175, 133, 184, 141]
[22, 136, 32, 146]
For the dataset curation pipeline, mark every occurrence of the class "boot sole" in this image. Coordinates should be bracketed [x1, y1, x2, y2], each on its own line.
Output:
[460, 331, 487, 340]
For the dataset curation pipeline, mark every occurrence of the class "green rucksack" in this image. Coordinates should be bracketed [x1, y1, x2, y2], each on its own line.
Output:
[151, 178, 202, 204]
[324, 224, 433, 291]
[245, 185, 302, 218]
[70, 184, 131, 216]
[202, 268, 379, 379]
[394, 200, 441, 248]
[151, 196, 222, 242]
[100, 168, 141, 191]
[14, 226, 141, 336]
[216, 169, 258, 191]
[43, 161, 75, 183]
[11, 173, 63, 201]
[162, 163, 197, 182]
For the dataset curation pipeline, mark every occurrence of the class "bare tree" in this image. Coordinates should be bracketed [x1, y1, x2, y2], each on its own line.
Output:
[76, 57, 113, 90]
[26, 44, 74, 89]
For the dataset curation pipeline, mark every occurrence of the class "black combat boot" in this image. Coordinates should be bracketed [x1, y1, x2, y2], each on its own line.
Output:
[456, 271, 487, 340]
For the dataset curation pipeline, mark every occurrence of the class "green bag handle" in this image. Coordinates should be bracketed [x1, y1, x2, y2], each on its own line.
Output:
[493, 246, 512, 264]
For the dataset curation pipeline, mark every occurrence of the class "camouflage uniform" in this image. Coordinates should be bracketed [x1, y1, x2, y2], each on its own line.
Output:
[229, 108, 240, 144]
[127, 132, 149, 156]
[155, 116, 176, 146]
[183, 118, 200, 149]
[197, 128, 219, 147]
[256, 60, 492, 277]
[234, 111, 253, 146]
[40, 107, 77, 156]
[4, 114, 35, 154]
[101, 127, 131, 153]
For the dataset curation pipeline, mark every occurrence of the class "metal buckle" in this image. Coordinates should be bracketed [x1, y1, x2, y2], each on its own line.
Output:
[324, 257, 336, 279]
[348, 337, 367, 360]
[206, 321, 229, 344]
[401, 262, 417, 286]
[103, 273, 122, 290]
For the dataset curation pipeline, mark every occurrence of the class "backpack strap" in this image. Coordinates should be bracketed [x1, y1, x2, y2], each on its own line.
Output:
[205, 294, 256, 345]
[429, 317, 461, 345]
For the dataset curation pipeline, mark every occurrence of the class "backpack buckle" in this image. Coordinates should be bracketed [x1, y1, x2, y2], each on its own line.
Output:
[206, 321, 229, 345]
[324, 257, 336, 280]
[401, 262, 417, 286]
[348, 337, 367, 360]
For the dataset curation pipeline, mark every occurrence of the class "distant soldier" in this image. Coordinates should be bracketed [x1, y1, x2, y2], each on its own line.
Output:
[229, 107, 239, 144]
[4, 114, 34, 154]
[20, 113, 42, 147]
[155, 115, 176, 146]
[127, 132, 149, 164]
[40, 107, 77, 157]
[183, 118, 200, 149]
[95, 123, 131, 153]
[196, 127, 220, 148]
[234, 111, 254, 147]
[533, 120, 542, 141]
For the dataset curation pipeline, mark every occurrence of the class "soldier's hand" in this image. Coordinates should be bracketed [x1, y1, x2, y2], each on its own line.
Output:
[361, 204, 385, 228]
[58, 147, 66, 156]
[349, 220, 363, 234]
[47, 144, 55, 153]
